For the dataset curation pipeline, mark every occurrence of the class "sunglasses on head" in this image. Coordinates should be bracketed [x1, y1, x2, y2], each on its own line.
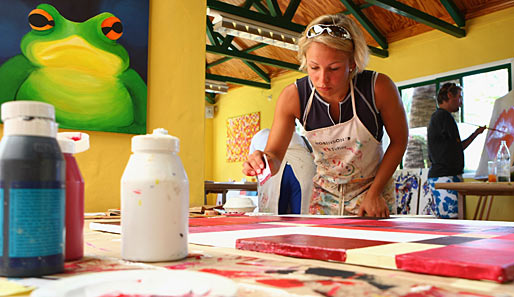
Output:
[306, 24, 352, 40]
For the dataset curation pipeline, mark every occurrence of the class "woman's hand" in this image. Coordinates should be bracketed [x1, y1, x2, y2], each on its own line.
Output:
[358, 192, 390, 218]
[242, 150, 281, 176]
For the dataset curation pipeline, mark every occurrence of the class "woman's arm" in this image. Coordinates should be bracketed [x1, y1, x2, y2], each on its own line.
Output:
[243, 83, 301, 177]
[358, 73, 408, 217]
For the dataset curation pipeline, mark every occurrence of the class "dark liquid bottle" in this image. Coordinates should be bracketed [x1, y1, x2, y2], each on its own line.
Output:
[0, 101, 65, 277]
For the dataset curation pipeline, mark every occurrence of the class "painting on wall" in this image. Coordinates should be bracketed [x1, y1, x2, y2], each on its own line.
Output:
[226, 112, 260, 162]
[0, 0, 148, 134]
[475, 90, 514, 178]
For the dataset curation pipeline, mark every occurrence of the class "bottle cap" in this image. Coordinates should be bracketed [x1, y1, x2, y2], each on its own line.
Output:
[57, 137, 75, 154]
[131, 128, 180, 153]
[57, 132, 90, 154]
[1, 101, 57, 137]
[1, 101, 55, 121]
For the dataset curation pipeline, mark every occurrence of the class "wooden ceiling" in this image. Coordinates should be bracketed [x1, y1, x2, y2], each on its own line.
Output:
[205, 0, 514, 99]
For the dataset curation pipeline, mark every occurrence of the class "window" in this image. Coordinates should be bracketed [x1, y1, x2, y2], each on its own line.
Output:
[397, 61, 512, 173]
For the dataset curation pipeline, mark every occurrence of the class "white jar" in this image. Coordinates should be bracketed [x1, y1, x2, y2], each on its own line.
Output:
[121, 128, 189, 262]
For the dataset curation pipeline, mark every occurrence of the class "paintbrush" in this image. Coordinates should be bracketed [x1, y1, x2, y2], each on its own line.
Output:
[463, 122, 508, 134]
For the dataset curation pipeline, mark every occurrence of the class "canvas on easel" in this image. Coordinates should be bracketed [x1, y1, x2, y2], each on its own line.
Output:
[475, 90, 514, 178]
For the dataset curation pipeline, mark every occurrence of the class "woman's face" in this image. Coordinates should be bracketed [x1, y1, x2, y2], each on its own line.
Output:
[306, 41, 355, 100]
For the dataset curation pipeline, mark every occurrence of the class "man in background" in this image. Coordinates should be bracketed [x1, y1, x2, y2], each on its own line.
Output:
[427, 83, 485, 218]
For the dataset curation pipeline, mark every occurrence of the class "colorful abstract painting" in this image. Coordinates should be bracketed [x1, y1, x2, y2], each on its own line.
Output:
[226, 112, 260, 162]
[0, 0, 148, 134]
[476, 90, 514, 177]
[393, 169, 420, 215]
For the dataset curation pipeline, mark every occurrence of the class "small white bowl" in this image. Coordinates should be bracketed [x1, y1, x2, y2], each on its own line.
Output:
[223, 196, 256, 213]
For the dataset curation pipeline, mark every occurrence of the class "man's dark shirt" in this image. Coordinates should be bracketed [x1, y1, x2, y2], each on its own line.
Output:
[427, 108, 464, 178]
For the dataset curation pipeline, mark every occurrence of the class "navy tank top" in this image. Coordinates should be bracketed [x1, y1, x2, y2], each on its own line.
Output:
[295, 70, 384, 141]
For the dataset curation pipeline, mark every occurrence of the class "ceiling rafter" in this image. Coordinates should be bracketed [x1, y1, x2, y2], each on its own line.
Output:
[207, 0, 305, 32]
[439, 0, 465, 27]
[265, 0, 282, 17]
[252, 0, 271, 15]
[207, 43, 268, 69]
[207, 44, 301, 71]
[340, 0, 388, 49]
[365, 0, 466, 38]
[207, 73, 271, 89]
[283, 0, 302, 20]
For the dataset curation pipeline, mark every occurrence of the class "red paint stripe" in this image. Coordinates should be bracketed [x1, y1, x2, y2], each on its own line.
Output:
[256, 278, 305, 288]
[198, 268, 262, 278]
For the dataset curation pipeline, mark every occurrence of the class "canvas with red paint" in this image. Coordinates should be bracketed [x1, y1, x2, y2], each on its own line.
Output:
[475, 90, 514, 178]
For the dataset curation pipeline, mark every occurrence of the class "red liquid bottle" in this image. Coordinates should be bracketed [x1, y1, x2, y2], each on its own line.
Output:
[58, 133, 89, 261]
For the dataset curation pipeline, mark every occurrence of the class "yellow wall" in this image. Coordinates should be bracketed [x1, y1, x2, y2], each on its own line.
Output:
[81, 0, 206, 211]
[0, 0, 207, 212]
[209, 7, 514, 220]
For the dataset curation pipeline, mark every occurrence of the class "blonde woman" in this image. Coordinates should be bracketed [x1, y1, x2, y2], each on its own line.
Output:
[243, 14, 408, 217]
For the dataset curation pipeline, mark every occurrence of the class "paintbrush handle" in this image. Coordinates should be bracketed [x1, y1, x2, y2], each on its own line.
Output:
[463, 122, 506, 133]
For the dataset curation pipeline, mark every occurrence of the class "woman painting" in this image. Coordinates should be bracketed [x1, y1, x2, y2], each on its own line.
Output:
[243, 14, 408, 217]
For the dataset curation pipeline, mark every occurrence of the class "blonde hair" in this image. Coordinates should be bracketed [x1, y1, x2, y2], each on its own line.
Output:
[297, 14, 369, 78]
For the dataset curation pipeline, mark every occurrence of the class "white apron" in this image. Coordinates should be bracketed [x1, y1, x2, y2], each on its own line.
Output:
[258, 133, 316, 214]
[302, 79, 395, 215]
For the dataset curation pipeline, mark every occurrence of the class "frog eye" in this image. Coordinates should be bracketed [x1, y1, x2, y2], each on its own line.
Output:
[101, 16, 123, 40]
[28, 8, 55, 31]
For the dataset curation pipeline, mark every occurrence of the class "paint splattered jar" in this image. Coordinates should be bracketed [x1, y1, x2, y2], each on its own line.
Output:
[0, 101, 65, 277]
[121, 128, 189, 262]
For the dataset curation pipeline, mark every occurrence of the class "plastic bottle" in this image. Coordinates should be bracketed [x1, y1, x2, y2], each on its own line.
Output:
[496, 140, 511, 182]
[121, 128, 189, 262]
[57, 132, 89, 261]
[0, 101, 65, 277]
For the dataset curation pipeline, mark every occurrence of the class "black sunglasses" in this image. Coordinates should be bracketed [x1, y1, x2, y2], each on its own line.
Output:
[306, 24, 352, 40]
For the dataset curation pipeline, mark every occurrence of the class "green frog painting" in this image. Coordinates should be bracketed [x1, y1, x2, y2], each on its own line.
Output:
[0, 3, 147, 134]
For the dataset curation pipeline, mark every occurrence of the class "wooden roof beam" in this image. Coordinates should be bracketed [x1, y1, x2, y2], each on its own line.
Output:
[206, 16, 221, 47]
[340, 0, 388, 49]
[439, 0, 465, 27]
[207, 0, 304, 33]
[366, 0, 466, 38]
[283, 0, 301, 21]
[207, 43, 268, 69]
[265, 0, 282, 17]
[252, 0, 271, 15]
[205, 93, 216, 104]
[207, 45, 301, 71]
[206, 73, 271, 89]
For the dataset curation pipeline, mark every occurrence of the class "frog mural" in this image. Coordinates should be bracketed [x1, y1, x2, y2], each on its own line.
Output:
[0, 3, 147, 134]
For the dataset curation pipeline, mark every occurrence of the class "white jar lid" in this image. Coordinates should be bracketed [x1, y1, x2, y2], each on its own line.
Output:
[58, 137, 75, 154]
[132, 128, 180, 153]
[1, 100, 55, 122]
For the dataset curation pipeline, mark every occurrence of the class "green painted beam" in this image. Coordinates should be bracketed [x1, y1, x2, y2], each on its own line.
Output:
[439, 0, 465, 27]
[283, 0, 301, 20]
[207, 73, 271, 89]
[243, 61, 271, 82]
[207, 45, 301, 71]
[207, 0, 304, 33]
[341, 3, 374, 14]
[366, 0, 465, 38]
[206, 43, 268, 69]
[368, 46, 388, 58]
[340, 0, 388, 49]
[226, 45, 271, 83]
[252, 0, 271, 15]
[206, 16, 220, 47]
[205, 93, 216, 104]
[265, 0, 282, 17]
[221, 35, 235, 50]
